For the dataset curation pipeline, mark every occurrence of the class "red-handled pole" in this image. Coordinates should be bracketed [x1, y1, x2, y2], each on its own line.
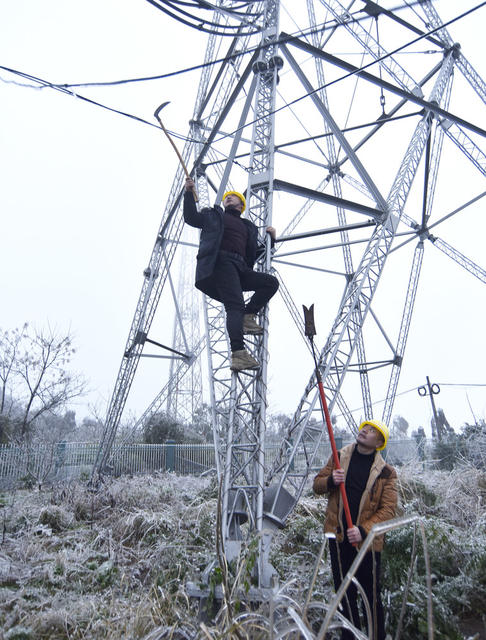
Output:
[315, 374, 354, 533]
[303, 305, 355, 539]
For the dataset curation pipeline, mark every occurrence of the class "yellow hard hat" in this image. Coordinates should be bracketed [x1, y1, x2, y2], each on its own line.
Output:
[359, 420, 389, 451]
[222, 190, 246, 212]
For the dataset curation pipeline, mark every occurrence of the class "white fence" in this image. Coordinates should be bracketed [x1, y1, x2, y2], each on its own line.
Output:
[0, 438, 424, 487]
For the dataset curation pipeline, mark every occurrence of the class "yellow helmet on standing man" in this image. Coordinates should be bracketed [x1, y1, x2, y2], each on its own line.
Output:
[359, 420, 389, 451]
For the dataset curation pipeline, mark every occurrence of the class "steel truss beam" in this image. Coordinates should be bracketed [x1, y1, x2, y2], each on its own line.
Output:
[382, 240, 424, 425]
[282, 32, 486, 139]
[430, 236, 486, 284]
[166, 242, 203, 423]
[307, 0, 374, 422]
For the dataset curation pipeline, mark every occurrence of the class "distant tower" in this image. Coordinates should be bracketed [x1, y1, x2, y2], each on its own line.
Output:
[92, 0, 486, 589]
[166, 233, 203, 425]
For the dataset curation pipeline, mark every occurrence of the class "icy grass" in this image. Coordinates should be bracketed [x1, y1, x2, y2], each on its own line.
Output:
[0, 465, 485, 639]
[1, 473, 218, 639]
[385, 464, 486, 639]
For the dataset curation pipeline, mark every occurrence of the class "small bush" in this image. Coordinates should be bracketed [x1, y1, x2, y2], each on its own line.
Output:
[38, 506, 71, 532]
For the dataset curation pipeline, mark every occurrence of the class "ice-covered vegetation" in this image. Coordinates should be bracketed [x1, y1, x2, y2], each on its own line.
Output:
[1, 462, 485, 639]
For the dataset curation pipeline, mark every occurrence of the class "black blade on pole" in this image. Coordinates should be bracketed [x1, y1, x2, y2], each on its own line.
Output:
[302, 304, 316, 337]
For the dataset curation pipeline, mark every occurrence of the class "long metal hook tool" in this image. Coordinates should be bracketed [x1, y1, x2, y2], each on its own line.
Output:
[154, 101, 198, 201]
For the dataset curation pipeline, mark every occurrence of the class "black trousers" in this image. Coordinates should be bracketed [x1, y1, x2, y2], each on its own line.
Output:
[211, 251, 279, 352]
[329, 538, 385, 640]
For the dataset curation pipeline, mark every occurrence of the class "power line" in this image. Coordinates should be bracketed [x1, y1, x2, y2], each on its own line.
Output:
[1, 2, 484, 141]
[336, 382, 486, 421]
[144, 0, 264, 37]
[36, 0, 430, 90]
[0, 64, 158, 129]
[54, 21, 334, 89]
[437, 383, 486, 387]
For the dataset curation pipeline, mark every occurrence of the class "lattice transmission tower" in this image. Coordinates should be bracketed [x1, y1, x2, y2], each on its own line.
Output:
[92, 0, 486, 587]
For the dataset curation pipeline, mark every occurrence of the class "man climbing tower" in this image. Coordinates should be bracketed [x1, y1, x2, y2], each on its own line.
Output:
[183, 177, 279, 372]
[313, 420, 397, 640]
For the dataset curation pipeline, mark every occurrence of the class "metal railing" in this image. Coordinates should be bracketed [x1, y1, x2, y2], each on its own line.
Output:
[0, 438, 428, 486]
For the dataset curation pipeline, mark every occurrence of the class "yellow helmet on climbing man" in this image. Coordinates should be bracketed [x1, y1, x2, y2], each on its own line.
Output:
[222, 190, 246, 212]
[359, 419, 389, 451]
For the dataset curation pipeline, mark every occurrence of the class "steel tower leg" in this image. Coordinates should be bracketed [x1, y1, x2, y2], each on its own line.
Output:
[219, 0, 281, 588]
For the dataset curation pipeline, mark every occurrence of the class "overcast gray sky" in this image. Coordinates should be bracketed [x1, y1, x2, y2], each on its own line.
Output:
[1, 1, 485, 435]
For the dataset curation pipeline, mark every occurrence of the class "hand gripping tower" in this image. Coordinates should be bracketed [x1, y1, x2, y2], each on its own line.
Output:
[91, 0, 486, 590]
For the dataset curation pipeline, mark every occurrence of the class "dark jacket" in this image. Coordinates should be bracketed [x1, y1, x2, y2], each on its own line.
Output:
[183, 191, 263, 302]
[313, 443, 397, 551]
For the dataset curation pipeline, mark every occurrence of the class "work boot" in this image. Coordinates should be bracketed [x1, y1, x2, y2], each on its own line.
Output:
[243, 313, 263, 335]
[230, 349, 259, 372]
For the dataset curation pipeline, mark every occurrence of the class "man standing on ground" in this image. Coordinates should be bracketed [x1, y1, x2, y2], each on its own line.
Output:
[183, 177, 279, 372]
[313, 420, 397, 640]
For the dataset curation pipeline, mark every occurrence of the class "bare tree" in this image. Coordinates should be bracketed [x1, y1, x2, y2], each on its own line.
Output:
[0, 325, 86, 442]
[0, 324, 28, 415]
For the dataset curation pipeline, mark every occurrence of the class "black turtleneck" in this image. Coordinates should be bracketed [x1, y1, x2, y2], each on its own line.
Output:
[220, 207, 248, 256]
[345, 447, 376, 525]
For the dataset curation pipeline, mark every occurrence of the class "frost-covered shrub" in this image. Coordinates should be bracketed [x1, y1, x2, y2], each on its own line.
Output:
[2, 468, 485, 639]
[386, 466, 485, 637]
[38, 505, 72, 532]
[30, 610, 73, 639]
[397, 476, 437, 515]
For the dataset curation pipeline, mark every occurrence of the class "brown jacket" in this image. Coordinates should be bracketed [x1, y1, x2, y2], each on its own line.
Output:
[313, 443, 398, 551]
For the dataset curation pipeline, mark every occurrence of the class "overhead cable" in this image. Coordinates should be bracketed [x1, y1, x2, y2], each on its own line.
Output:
[144, 0, 263, 36]
[56, 20, 339, 89]
[46, 0, 431, 89]
[1, 2, 485, 141]
[0, 64, 158, 130]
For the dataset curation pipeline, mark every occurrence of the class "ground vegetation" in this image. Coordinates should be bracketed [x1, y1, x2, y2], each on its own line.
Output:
[1, 457, 485, 639]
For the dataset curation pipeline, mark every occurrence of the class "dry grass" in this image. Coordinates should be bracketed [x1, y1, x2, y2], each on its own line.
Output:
[0, 473, 218, 639]
[1, 463, 485, 639]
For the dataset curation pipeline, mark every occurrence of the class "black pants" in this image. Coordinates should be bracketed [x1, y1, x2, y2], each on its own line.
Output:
[211, 251, 279, 352]
[329, 538, 385, 640]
